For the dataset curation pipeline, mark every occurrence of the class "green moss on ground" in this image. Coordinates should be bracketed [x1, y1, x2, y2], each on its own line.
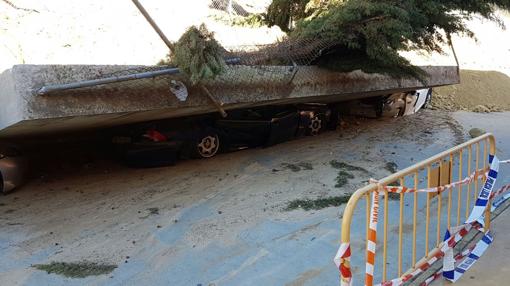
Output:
[286, 195, 351, 211]
[33, 262, 117, 278]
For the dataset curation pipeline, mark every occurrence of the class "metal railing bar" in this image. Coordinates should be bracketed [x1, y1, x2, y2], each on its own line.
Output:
[466, 146, 472, 219]
[412, 172, 418, 267]
[398, 177, 405, 277]
[425, 166, 431, 257]
[457, 150, 463, 226]
[447, 154, 454, 230]
[383, 189, 389, 281]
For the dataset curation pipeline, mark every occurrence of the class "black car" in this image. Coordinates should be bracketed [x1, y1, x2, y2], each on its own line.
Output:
[112, 105, 336, 168]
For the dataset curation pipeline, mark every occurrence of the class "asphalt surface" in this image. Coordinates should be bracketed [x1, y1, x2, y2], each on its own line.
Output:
[1, 111, 509, 286]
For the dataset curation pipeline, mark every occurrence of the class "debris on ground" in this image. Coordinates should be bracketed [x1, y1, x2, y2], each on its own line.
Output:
[330, 161, 368, 173]
[32, 262, 117, 278]
[147, 207, 159, 215]
[384, 162, 399, 174]
[281, 162, 314, 172]
[433, 70, 510, 112]
[335, 171, 355, 188]
[469, 128, 487, 139]
[285, 195, 351, 211]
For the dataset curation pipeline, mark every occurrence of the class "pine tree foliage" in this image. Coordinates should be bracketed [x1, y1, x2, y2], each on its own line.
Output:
[171, 24, 226, 85]
[267, 0, 510, 79]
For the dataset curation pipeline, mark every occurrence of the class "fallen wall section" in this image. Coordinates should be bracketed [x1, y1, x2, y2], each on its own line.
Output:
[0, 65, 459, 138]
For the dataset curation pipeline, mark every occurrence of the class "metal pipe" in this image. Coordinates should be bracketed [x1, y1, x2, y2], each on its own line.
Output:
[383, 188, 389, 281]
[466, 146, 472, 220]
[398, 178, 404, 277]
[425, 167, 431, 256]
[37, 58, 241, 95]
[37, 67, 179, 95]
[412, 172, 418, 267]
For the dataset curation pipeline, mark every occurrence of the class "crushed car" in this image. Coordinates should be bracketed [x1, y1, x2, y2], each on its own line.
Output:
[341, 88, 432, 118]
[112, 105, 337, 167]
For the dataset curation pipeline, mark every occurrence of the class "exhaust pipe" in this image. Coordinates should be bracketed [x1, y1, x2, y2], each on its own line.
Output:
[0, 148, 28, 193]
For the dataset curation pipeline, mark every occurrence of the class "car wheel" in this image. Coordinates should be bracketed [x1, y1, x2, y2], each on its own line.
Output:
[309, 115, 322, 136]
[194, 132, 220, 159]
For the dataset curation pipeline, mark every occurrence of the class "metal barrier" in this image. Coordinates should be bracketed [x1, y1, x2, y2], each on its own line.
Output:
[338, 133, 496, 286]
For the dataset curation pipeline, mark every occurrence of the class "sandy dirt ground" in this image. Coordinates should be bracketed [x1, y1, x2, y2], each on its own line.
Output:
[1, 110, 509, 286]
[433, 70, 510, 112]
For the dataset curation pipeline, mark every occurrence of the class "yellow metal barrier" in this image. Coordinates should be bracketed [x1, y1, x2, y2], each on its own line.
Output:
[339, 133, 496, 286]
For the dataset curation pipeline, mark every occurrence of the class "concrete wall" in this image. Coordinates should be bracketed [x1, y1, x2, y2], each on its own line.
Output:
[0, 64, 459, 138]
[0, 69, 23, 132]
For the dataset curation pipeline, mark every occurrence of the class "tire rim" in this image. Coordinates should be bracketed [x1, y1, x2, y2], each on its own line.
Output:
[309, 116, 322, 136]
[197, 135, 219, 158]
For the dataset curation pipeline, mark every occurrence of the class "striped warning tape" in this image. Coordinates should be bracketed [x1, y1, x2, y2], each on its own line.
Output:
[466, 156, 499, 224]
[379, 156, 510, 195]
[334, 243, 353, 286]
[443, 231, 494, 282]
[380, 171, 486, 195]
[418, 243, 478, 286]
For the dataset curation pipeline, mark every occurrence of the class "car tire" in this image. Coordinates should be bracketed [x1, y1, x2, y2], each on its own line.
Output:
[192, 129, 220, 159]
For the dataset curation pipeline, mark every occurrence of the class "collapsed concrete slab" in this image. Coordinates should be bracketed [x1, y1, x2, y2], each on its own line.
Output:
[0, 64, 459, 138]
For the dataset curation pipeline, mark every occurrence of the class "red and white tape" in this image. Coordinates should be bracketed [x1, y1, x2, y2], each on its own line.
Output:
[334, 243, 353, 286]
[380, 171, 486, 195]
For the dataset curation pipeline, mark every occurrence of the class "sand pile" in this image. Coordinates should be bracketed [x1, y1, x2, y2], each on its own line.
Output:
[433, 70, 510, 112]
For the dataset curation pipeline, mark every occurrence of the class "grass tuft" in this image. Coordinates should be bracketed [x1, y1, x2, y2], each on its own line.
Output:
[33, 262, 117, 278]
[335, 171, 355, 188]
[330, 160, 368, 188]
[286, 195, 351, 211]
[330, 160, 368, 173]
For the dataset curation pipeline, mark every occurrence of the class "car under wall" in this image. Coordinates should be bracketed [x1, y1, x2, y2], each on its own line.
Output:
[112, 104, 336, 168]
